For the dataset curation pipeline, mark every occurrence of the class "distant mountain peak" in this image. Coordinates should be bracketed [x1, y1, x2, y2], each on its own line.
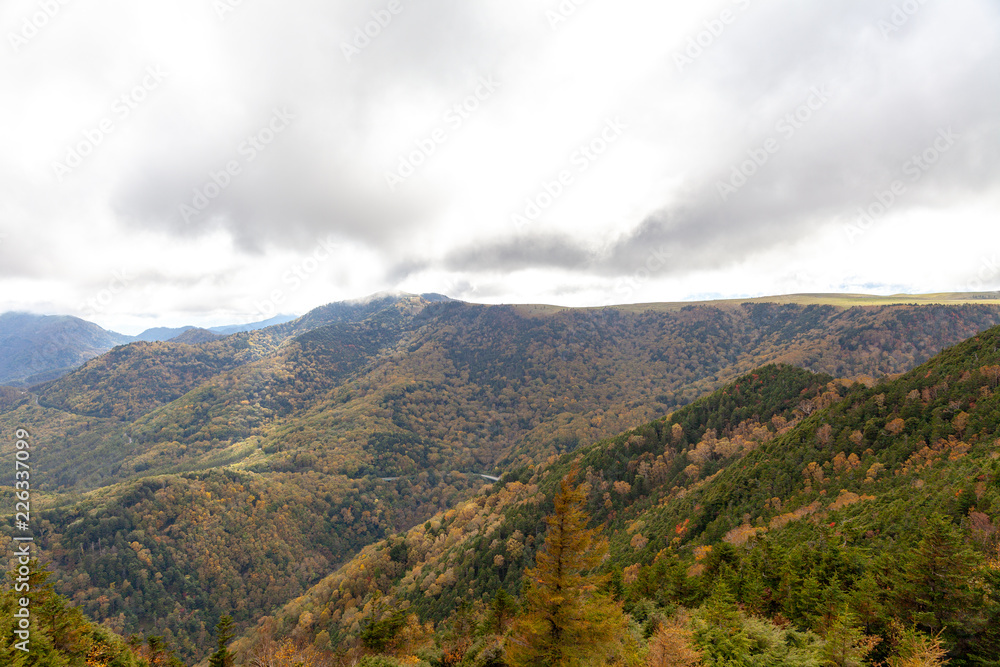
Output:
[0, 312, 131, 386]
[419, 292, 453, 302]
[169, 328, 223, 345]
[345, 289, 412, 304]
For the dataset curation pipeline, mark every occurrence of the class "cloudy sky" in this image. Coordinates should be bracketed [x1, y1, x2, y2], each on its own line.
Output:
[1, 0, 998, 333]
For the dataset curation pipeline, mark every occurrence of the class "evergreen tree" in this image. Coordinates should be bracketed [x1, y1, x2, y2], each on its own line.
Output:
[821, 611, 878, 667]
[896, 514, 980, 638]
[505, 468, 628, 667]
[692, 582, 753, 665]
[488, 588, 518, 634]
[208, 614, 234, 667]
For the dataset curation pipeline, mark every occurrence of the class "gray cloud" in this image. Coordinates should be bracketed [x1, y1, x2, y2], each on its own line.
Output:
[2, 0, 999, 322]
[398, 0, 1000, 281]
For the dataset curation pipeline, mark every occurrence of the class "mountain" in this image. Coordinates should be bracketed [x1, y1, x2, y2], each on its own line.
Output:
[133, 313, 299, 342]
[0, 312, 132, 386]
[4, 293, 1000, 662]
[168, 328, 223, 345]
[0, 312, 299, 388]
[132, 325, 198, 342]
[242, 329, 1000, 664]
[0, 573, 148, 665]
[207, 313, 298, 336]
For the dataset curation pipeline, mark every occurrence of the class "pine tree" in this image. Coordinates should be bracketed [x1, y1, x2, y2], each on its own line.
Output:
[896, 513, 980, 637]
[208, 614, 234, 667]
[505, 468, 628, 667]
[692, 582, 753, 665]
[488, 588, 518, 634]
[821, 611, 878, 667]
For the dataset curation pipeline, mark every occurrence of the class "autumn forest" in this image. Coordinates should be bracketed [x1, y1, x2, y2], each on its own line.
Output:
[3, 293, 1000, 665]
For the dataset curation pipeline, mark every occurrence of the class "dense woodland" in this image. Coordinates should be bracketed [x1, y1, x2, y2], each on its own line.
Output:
[237, 334, 1000, 665]
[2, 295, 1000, 663]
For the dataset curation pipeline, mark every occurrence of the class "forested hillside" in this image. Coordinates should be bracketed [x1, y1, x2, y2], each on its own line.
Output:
[243, 328, 1000, 665]
[0, 313, 133, 386]
[4, 294, 1000, 662]
[0, 561, 149, 666]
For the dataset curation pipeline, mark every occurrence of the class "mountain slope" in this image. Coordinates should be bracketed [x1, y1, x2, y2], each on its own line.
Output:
[6, 297, 1000, 662]
[0, 567, 149, 666]
[0, 311, 300, 387]
[133, 313, 298, 342]
[169, 327, 223, 344]
[207, 313, 297, 336]
[252, 328, 1000, 663]
[0, 312, 132, 386]
[34, 294, 420, 423]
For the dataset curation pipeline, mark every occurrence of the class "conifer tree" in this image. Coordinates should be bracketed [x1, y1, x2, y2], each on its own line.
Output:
[488, 588, 518, 634]
[896, 513, 980, 637]
[209, 614, 234, 667]
[647, 614, 703, 667]
[505, 467, 627, 667]
[692, 582, 753, 665]
[821, 611, 878, 667]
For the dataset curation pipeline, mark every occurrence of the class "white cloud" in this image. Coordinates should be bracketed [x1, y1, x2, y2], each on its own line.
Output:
[1, 0, 998, 329]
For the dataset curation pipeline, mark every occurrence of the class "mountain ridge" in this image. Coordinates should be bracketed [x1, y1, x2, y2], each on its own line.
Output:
[5, 294, 1000, 661]
[238, 327, 1000, 664]
[0, 312, 298, 388]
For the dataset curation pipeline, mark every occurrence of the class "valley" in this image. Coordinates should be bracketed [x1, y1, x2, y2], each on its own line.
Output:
[3, 293, 1000, 663]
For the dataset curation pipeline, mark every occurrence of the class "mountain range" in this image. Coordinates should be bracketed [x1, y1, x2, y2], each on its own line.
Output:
[244, 324, 1000, 665]
[0, 312, 297, 386]
[3, 292, 1000, 663]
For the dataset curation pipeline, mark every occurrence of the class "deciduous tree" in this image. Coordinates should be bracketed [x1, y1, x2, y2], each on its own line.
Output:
[506, 468, 627, 666]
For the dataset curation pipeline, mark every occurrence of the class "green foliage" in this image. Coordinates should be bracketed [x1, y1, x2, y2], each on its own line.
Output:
[361, 609, 408, 652]
[821, 612, 878, 667]
[9, 298, 1000, 663]
[486, 588, 518, 635]
[260, 322, 1000, 662]
[0, 560, 145, 666]
[358, 656, 405, 667]
[208, 613, 234, 667]
[896, 513, 982, 636]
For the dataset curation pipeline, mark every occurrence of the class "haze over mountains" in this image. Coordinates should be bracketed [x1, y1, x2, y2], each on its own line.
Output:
[4, 291, 1000, 662]
[0, 312, 297, 386]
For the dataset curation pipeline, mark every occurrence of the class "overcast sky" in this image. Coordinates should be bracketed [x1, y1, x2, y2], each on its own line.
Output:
[1, 0, 998, 334]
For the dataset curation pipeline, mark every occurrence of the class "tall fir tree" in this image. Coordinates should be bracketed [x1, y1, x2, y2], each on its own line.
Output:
[896, 513, 981, 639]
[208, 614, 234, 667]
[505, 467, 628, 667]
